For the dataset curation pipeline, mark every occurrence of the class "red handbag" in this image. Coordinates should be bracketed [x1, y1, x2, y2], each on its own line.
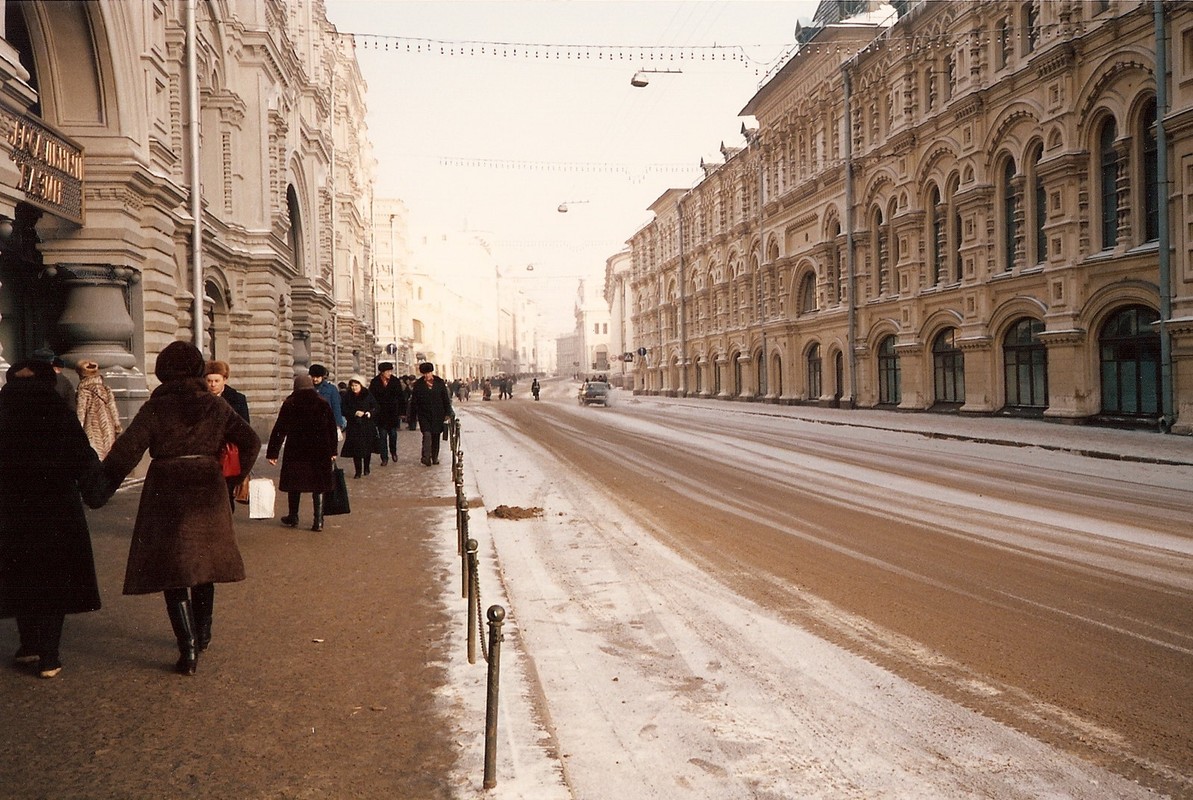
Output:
[220, 443, 241, 478]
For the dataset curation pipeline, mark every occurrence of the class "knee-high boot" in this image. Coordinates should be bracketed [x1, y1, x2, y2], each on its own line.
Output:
[164, 593, 198, 675]
[191, 583, 214, 652]
[281, 492, 300, 527]
[311, 493, 324, 532]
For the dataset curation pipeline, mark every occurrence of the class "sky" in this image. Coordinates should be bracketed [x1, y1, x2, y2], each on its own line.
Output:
[322, 1, 821, 333]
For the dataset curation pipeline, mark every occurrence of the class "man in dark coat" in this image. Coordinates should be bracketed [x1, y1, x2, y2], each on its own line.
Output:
[0, 360, 107, 679]
[103, 341, 260, 675]
[406, 362, 454, 466]
[266, 375, 338, 532]
[368, 362, 405, 466]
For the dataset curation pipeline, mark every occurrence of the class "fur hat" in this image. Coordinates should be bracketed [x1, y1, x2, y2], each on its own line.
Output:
[348, 374, 367, 387]
[154, 341, 206, 382]
[293, 374, 314, 392]
[6, 359, 55, 386]
[308, 364, 328, 378]
[76, 360, 100, 378]
[418, 362, 434, 374]
[378, 361, 394, 373]
[31, 347, 55, 363]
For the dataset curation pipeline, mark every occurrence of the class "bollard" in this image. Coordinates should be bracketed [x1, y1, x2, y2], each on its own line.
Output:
[456, 491, 468, 555]
[461, 510, 471, 598]
[466, 538, 479, 665]
[483, 605, 506, 790]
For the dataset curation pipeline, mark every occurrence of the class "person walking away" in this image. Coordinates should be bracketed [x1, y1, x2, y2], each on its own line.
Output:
[401, 375, 418, 429]
[101, 341, 260, 676]
[368, 362, 405, 465]
[308, 364, 346, 435]
[406, 362, 453, 466]
[266, 375, 338, 531]
[75, 360, 122, 459]
[341, 375, 378, 478]
[531, 378, 540, 401]
[0, 360, 108, 679]
[205, 360, 250, 510]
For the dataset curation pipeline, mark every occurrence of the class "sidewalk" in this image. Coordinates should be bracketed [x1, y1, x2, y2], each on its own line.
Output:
[0, 433, 466, 800]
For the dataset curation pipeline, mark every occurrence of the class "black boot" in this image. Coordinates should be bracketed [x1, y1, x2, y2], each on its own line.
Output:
[165, 594, 198, 675]
[363, 455, 371, 476]
[281, 492, 300, 527]
[311, 493, 324, 532]
[191, 583, 214, 652]
[353, 458, 362, 479]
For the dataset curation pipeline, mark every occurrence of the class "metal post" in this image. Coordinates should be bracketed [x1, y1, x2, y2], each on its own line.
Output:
[185, 0, 203, 352]
[483, 605, 506, 790]
[466, 538, 479, 665]
[1155, 0, 1174, 430]
[460, 509, 470, 598]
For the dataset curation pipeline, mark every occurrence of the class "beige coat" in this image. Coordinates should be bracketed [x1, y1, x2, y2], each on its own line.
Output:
[76, 374, 122, 459]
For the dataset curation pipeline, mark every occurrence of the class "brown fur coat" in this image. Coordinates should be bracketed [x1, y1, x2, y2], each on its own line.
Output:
[76, 374, 122, 459]
[103, 377, 260, 595]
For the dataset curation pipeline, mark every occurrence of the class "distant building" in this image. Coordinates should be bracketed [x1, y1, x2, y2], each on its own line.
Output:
[604, 250, 635, 388]
[627, 0, 1193, 431]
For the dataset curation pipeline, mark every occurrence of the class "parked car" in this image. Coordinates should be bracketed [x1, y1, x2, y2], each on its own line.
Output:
[578, 381, 611, 406]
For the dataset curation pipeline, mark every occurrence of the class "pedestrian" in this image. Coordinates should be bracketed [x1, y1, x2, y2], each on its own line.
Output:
[266, 375, 338, 532]
[75, 359, 122, 459]
[368, 362, 405, 466]
[406, 362, 453, 466]
[341, 375, 378, 478]
[481, 377, 492, 401]
[0, 359, 108, 679]
[32, 348, 76, 409]
[531, 377, 540, 401]
[206, 360, 250, 510]
[101, 341, 260, 676]
[402, 375, 418, 429]
[308, 364, 346, 433]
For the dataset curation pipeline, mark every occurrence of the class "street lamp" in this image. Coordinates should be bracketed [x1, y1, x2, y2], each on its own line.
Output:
[629, 68, 682, 88]
[557, 200, 589, 213]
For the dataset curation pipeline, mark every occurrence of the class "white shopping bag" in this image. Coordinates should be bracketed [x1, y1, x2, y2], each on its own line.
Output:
[248, 477, 276, 519]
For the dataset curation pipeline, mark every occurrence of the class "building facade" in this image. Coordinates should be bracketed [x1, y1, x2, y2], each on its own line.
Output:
[627, 0, 1193, 431]
[0, 0, 375, 432]
[604, 248, 635, 388]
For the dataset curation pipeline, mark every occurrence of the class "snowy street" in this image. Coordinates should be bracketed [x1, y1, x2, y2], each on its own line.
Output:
[446, 382, 1193, 799]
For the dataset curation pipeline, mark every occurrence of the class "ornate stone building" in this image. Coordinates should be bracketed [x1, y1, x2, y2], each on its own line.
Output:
[628, 0, 1193, 431]
[0, 0, 375, 431]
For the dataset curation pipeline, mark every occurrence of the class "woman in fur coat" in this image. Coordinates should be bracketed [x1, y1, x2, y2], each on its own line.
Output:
[74, 360, 122, 459]
[0, 360, 108, 679]
[266, 375, 338, 532]
[340, 375, 378, 478]
[102, 341, 260, 675]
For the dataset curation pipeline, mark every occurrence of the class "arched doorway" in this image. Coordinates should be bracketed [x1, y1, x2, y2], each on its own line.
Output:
[932, 328, 964, 405]
[1099, 305, 1161, 416]
[1003, 317, 1047, 410]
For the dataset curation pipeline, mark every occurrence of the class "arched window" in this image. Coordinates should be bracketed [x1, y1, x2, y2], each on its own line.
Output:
[5, 4, 41, 117]
[1100, 306, 1161, 416]
[878, 335, 900, 405]
[772, 353, 783, 398]
[755, 348, 767, 396]
[828, 219, 843, 304]
[1003, 318, 1048, 408]
[1023, 2, 1040, 54]
[872, 206, 887, 297]
[713, 354, 722, 395]
[1029, 144, 1048, 265]
[933, 328, 965, 404]
[732, 352, 743, 397]
[1098, 117, 1119, 250]
[929, 186, 943, 285]
[1001, 158, 1018, 271]
[798, 272, 817, 314]
[1141, 99, 1159, 243]
[833, 351, 844, 403]
[806, 343, 822, 400]
[996, 19, 1011, 69]
[949, 176, 962, 283]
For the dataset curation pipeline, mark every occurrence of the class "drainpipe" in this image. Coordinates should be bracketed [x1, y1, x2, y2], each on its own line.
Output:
[842, 60, 858, 406]
[1155, 0, 1174, 431]
[757, 150, 767, 399]
[186, 0, 203, 352]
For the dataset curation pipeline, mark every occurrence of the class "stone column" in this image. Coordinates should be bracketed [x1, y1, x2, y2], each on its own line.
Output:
[292, 329, 310, 377]
[45, 263, 148, 422]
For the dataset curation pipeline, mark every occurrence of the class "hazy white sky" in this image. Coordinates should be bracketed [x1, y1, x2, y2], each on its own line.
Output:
[323, 0, 819, 330]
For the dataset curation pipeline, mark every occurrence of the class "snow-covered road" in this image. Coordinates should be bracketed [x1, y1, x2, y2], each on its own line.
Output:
[440, 391, 1186, 798]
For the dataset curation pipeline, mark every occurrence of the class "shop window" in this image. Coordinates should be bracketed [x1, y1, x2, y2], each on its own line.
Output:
[878, 335, 901, 405]
[1003, 318, 1048, 408]
[933, 328, 965, 404]
[1100, 306, 1161, 416]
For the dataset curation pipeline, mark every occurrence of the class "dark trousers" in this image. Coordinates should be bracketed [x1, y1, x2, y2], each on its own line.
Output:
[16, 613, 65, 663]
[420, 428, 442, 463]
[378, 426, 398, 460]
